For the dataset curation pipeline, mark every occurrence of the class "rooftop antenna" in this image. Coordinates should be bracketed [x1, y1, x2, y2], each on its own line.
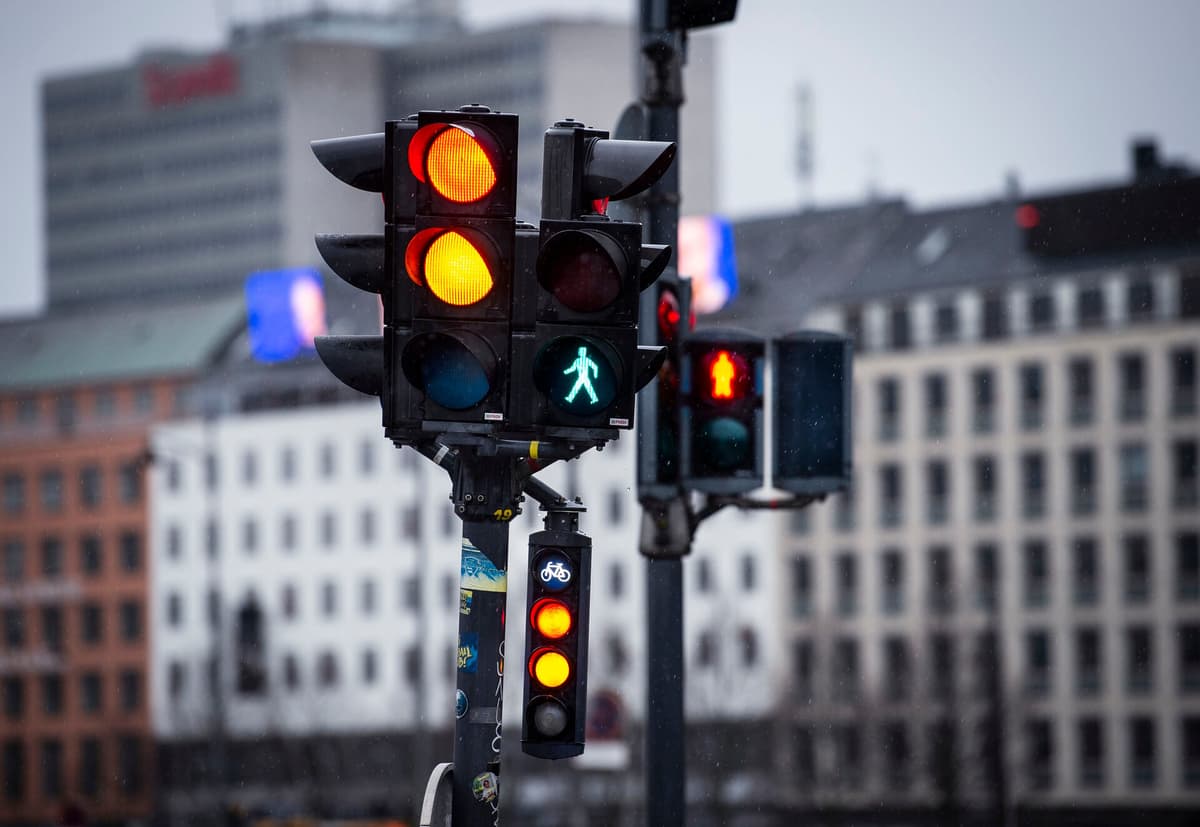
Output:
[795, 82, 814, 209]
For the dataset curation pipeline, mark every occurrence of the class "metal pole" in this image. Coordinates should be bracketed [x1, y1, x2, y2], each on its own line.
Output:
[638, 3, 689, 826]
[452, 518, 509, 827]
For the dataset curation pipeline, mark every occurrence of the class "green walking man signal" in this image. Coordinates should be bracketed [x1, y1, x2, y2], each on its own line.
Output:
[563, 346, 600, 405]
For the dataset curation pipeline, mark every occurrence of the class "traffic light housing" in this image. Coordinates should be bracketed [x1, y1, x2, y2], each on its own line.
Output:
[516, 121, 674, 432]
[772, 331, 853, 495]
[639, 274, 692, 493]
[522, 528, 591, 759]
[681, 328, 765, 494]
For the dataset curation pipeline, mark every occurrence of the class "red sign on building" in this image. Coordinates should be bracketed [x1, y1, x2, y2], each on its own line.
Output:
[142, 53, 239, 108]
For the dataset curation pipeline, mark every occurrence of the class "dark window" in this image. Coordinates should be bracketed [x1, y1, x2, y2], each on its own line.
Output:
[281, 514, 297, 551]
[934, 300, 958, 343]
[1172, 347, 1197, 416]
[834, 487, 856, 532]
[833, 638, 859, 700]
[40, 606, 63, 652]
[319, 443, 336, 478]
[362, 648, 378, 685]
[880, 464, 903, 528]
[791, 556, 811, 617]
[1124, 535, 1151, 604]
[80, 534, 101, 575]
[119, 670, 139, 711]
[42, 674, 63, 716]
[283, 654, 300, 691]
[55, 394, 76, 434]
[881, 549, 904, 615]
[206, 518, 219, 560]
[41, 536, 63, 578]
[1019, 363, 1044, 429]
[322, 581, 337, 617]
[1128, 277, 1156, 320]
[2, 677, 23, 719]
[2, 739, 23, 802]
[1174, 440, 1199, 509]
[318, 651, 339, 688]
[361, 579, 376, 615]
[280, 446, 296, 482]
[927, 460, 949, 524]
[320, 511, 337, 547]
[79, 465, 102, 508]
[1078, 717, 1104, 787]
[1179, 269, 1200, 317]
[119, 531, 141, 572]
[924, 374, 947, 437]
[79, 738, 100, 798]
[836, 553, 857, 616]
[695, 558, 711, 593]
[168, 661, 186, 699]
[401, 504, 421, 540]
[403, 646, 422, 684]
[877, 377, 900, 441]
[1026, 629, 1051, 696]
[1127, 626, 1154, 694]
[1130, 717, 1157, 787]
[928, 546, 954, 614]
[80, 603, 102, 644]
[1078, 285, 1106, 327]
[166, 593, 182, 627]
[1024, 540, 1049, 608]
[359, 439, 375, 475]
[1119, 352, 1146, 422]
[1071, 447, 1097, 515]
[1, 473, 23, 515]
[610, 563, 625, 598]
[975, 543, 998, 610]
[972, 368, 995, 433]
[118, 736, 142, 794]
[738, 627, 758, 666]
[789, 508, 809, 535]
[80, 672, 102, 714]
[204, 452, 218, 491]
[1076, 627, 1102, 696]
[40, 739, 62, 797]
[1186, 717, 1200, 788]
[883, 636, 910, 702]
[118, 461, 140, 504]
[1029, 290, 1056, 332]
[794, 727, 815, 787]
[1026, 719, 1054, 790]
[982, 292, 1007, 339]
[1022, 452, 1046, 519]
[1179, 532, 1200, 601]
[889, 302, 911, 350]
[1120, 443, 1150, 512]
[1073, 537, 1100, 606]
[2, 540, 23, 583]
[281, 584, 297, 620]
[696, 630, 716, 667]
[119, 601, 141, 641]
[843, 306, 863, 346]
[242, 519, 257, 554]
[834, 723, 862, 785]
[741, 555, 756, 591]
[792, 639, 813, 699]
[2, 608, 24, 649]
[607, 489, 623, 524]
[882, 721, 911, 788]
[930, 633, 955, 700]
[974, 455, 997, 521]
[1068, 357, 1094, 425]
[607, 634, 628, 675]
[1181, 624, 1200, 693]
[359, 507, 375, 544]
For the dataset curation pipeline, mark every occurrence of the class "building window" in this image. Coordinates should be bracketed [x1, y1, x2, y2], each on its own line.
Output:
[1070, 447, 1097, 515]
[1019, 363, 1044, 429]
[1075, 627, 1102, 696]
[1179, 533, 1200, 601]
[40, 606, 62, 653]
[283, 654, 300, 691]
[843, 306, 863, 346]
[80, 534, 102, 575]
[1078, 717, 1105, 788]
[1128, 276, 1156, 320]
[80, 737, 101, 798]
[607, 633, 628, 675]
[607, 489, 624, 524]
[241, 450, 257, 486]
[1185, 718, 1200, 788]
[790, 556, 811, 617]
[40, 469, 64, 512]
[166, 592, 183, 627]
[833, 638, 859, 700]
[926, 460, 949, 524]
[610, 563, 625, 598]
[280, 446, 296, 482]
[2, 609, 23, 650]
[40, 739, 62, 797]
[42, 674, 63, 716]
[789, 508, 809, 535]
[119, 601, 141, 642]
[933, 300, 958, 343]
[118, 736, 142, 794]
[1077, 285, 1106, 328]
[119, 531, 141, 572]
[206, 518, 219, 560]
[80, 603, 102, 645]
[1182, 269, 1200, 318]
[320, 511, 337, 547]
[317, 651, 339, 688]
[883, 637, 910, 702]
[401, 504, 421, 540]
[972, 368, 995, 433]
[1174, 440, 1199, 509]
[1172, 347, 1197, 416]
[362, 648, 378, 685]
[973, 455, 997, 522]
[1026, 719, 1054, 790]
[924, 373, 947, 437]
[3, 677, 23, 720]
[1068, 357, 1094, 426]
[1124, 535, 1151, 604]
[165, 525, 182, 561]
[1118, 352, 1146, 422]
[1181, 624, 1200, 693]
[1127, 626, 1153, 694]
[204, 452, 218, 491]
[738, 627, 758, 666]
[361, 579, 376, 616]
[55, 394, 76, 434]
[1024, 540, 1049, 608]
[880, 464, 902, 528]
[41, 537, 63, 579]
[119, 669, 140, 711]
[1025, 630, 1051, 696]
[889, 302, 911, 350]
[1, 473, 23, 515]
[319, 442, 336, 478]
[975, 543, 998, 610]
[836, 553, 857, 616]
[930, 633, 955, 700]
[1029, 290, 1056, 332]
[1120, 443, 1150, 512]
[3, 739, 24, 802]
[79, 465, 102, 509]
[2, 540, 23, 583]
[322, 581, 337, 617]
[359, 439, 375, 476]
[1130, 717, 1157, 787]
[834, 487, 856, 532]
[792, 639, 813, 699]
[696, 630, 717, 668]
[928, 546, 954, 614]
[1021, 452, 1046, 519]
[981, 292, 1007, 340]
[360, 507, 376, 545]
[877, 377, 900, 441]
[1073, 537, 1099, 606]
[118, 461, 140, 504]
[881, 549, 904, 615]
[741, 554, 756, 591]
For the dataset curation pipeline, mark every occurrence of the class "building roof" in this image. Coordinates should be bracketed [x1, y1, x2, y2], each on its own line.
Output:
[0, 291, 245, 391]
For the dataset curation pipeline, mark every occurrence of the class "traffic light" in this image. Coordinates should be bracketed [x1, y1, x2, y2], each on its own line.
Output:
[397, 106, 519, 426]
[640, 273, 692, 491]
[772, 331, 853, 495]
[515, 120, 674, 431]
[680, 329, 765, 493]
[522, 528, 591, 759]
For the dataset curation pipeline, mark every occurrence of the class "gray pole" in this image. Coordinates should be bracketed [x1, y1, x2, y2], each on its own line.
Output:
[637, 3, 688, 827]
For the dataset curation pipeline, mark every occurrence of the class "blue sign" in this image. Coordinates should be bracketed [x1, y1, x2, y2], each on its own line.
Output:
[534, 549, 574, 592]
[245, 268, 327, 363]
[678, 215, 738, 314]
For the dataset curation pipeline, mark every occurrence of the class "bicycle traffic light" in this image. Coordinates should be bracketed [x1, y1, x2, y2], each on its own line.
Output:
[522, 528, 591, 759]
[516, 121, 674, 431]
[773, 331, 853, 495]
[681, 328, 765, 493]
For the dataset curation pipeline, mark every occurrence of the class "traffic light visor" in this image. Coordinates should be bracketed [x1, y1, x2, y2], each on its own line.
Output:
[531, 599, 572, 639]
[537, 230, 625, 313]
[530, 648, 571, 689]
[405, 228, 497, 306]
[401, 330, 496, 410]
[408, 123, 498, 203]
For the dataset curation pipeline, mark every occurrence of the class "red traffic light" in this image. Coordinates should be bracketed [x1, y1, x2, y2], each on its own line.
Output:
[699, 348, 750, 402]
[531, 598, 572, 639]
[408, 122, 500, 204]
[657, 289, 681, 343]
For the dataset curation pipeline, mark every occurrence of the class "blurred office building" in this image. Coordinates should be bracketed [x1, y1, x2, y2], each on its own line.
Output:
[720, 139, 1200, 825]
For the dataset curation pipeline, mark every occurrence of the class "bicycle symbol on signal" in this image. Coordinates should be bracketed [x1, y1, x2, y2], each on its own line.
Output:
[540, 561, 572, 584]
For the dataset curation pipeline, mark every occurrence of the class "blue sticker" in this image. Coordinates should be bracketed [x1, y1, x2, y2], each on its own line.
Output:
[461, 542, 507, 592]
[458, 632, 479, 673]
[456, 689, 468, 719]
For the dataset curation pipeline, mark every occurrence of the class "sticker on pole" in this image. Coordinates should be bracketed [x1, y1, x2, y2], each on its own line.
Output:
[461, 541, 506, 592]
[458, 632, 479, 673]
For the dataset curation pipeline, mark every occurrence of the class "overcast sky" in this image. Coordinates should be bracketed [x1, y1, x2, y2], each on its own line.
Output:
[3, 0, 1199, 318]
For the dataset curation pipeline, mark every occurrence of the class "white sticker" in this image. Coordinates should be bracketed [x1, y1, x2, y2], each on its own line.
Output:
[609, 417, 629, 427]
[484, 412, 504, 422]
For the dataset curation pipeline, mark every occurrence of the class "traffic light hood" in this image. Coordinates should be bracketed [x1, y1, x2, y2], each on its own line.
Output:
[310, 132, 385, 192]
[314, 233, 385, 295]
[584, 138, 676, 202]
[314, 335, 383, 397]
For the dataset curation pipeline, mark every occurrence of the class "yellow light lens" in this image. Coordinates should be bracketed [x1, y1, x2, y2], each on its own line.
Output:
[427, 127, 496, 203]
[532, 599, 572, 639]
[424, 231, 494, 306]
[531, 649, 570, 689]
